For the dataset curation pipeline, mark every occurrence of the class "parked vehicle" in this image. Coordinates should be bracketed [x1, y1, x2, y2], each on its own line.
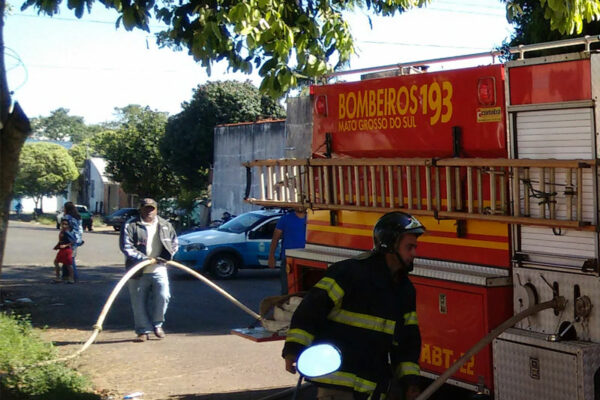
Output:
[179, 211, 239, 235]
[56, 204, 93, 231]
[103, 208, 139, 231]
[243, 37, 600, 400]
[174, 209, 283, 279]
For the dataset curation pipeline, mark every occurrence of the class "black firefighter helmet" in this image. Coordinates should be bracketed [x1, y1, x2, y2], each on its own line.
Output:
[373, 212, 425, 253]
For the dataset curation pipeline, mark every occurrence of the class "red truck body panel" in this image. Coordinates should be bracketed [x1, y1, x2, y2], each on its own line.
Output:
[311, 65, 507, 159]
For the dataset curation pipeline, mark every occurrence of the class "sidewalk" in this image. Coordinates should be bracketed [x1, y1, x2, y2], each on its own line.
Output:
[39, 328, 302, 400]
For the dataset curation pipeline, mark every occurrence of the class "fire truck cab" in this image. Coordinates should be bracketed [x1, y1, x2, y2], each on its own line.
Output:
[245, 36, 600, 399]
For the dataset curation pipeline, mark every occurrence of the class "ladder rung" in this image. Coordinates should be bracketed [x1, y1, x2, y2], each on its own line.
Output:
[245, 157, 597, 230]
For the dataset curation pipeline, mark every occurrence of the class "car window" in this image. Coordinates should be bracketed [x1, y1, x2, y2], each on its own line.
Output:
[76, 206, 88, 213]
[114, 209, 134, 216]
[217, 213, 264, 234]
[251, 219, 279, 239]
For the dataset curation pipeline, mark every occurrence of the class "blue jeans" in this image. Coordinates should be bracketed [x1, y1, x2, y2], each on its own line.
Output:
[127, 268, 170, 334]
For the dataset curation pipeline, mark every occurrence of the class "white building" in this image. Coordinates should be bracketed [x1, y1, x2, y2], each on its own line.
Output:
[82, 157, 134, 214]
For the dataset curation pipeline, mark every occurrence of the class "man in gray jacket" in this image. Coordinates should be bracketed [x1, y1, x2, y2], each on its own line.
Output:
[120, 198, 178, 342]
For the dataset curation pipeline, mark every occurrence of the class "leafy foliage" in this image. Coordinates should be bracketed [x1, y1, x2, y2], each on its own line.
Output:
[160, 80, 285, 191]
[22, 0, 431, 97]
[13, 142, 79, 210]
[506, 0, 600, 53]
[506, 0, 600, 35]
[22, 0, 600, 96]
[30, 108, 96, 144]
[0, 313, 99, 399]
[93, 105, 180, 198]
[68, 142, 90, 170]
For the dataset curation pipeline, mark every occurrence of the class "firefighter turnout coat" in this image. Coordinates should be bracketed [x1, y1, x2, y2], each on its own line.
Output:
[282, 252, 421, 399]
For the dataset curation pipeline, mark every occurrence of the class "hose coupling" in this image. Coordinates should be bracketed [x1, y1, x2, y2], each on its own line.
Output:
[553, 295, 567, 312]
[92, 324, 103, 332]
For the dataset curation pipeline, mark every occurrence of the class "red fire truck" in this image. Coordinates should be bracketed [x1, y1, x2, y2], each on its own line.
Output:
[245, 36, 600, 399]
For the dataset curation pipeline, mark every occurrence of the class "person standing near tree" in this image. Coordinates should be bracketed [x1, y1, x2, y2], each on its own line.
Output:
[120, 198, 178, 342]
[268, 207, 307, 295]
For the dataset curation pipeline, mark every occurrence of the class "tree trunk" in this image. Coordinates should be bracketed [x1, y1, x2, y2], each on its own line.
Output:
[0, 0, 32, 274]
[0, 103, 31, 271]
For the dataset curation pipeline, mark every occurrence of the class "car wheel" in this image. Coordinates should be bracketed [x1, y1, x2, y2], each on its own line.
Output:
[113, 226, 120, 231]
[209, 253, 239, 279]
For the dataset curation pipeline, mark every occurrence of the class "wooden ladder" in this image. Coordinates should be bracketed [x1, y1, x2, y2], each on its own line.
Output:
[243, 157, 597, 231]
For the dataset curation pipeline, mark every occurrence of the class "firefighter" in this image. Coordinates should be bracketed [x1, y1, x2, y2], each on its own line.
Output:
[282, 211, 424, 400]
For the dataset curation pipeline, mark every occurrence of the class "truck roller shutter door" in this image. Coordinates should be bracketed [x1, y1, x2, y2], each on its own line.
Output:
[514, 107, 597, 271]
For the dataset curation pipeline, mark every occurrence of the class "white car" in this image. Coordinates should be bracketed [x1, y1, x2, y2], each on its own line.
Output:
[56, 205, 93, 231]
[174, 210, 283, 279]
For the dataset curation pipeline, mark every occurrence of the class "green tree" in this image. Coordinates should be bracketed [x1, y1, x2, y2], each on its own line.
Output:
[21, 0, 600, 96]
[94, 105, 179, 198]
[30, 108, 94, 144]
[68, 142, 90, 171]
[160, 80, 285, 191]
[506, 0, 600, 54]
[13, 142, 79, 213]
[507, 0, 600, 36]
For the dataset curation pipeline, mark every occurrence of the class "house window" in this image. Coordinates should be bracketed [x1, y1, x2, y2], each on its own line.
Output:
[90, 180, 95, 198]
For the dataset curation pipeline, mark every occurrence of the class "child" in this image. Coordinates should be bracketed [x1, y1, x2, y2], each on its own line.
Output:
[53, 218, 75, 283]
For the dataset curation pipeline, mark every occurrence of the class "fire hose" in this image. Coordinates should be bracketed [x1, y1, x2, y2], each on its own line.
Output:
[9, 259, 567, 400]
[415, 295, 566, 400]
[10, 259, 262, 372]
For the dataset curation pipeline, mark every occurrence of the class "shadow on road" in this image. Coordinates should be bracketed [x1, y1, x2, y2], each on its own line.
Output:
[1, 264, 281, 336]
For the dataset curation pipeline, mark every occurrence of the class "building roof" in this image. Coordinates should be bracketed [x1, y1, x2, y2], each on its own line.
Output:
[89, 157, 114, 184]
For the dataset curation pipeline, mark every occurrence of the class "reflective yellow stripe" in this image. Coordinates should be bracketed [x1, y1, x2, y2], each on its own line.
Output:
[328, 308, 396, 335]
[404, 311, 418, 326]
[311, 370, 377, 393]
[395, 361, 420, 378]
[285, 328, 314, 346]
[315, 277, 345, 306]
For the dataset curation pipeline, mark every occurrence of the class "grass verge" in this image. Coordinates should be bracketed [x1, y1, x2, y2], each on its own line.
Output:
[92, 216, 105, 228]
[36, 215, 56, 226]
[0, 313, 100, 400]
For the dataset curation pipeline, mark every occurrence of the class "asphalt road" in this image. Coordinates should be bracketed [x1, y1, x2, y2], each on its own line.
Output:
[1, 221, 307, 399]
[2, 221, 283, 334]
[4, 220, 124, 267]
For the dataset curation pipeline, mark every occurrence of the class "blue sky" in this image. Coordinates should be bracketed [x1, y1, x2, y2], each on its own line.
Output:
[7, 0, 513, 124]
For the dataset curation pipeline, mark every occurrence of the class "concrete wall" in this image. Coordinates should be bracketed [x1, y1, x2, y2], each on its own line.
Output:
[212, 120, 286, 220]
[211, 96, 314, 221]
[285, 96, 313, 159]
[10, 196, 63, 214]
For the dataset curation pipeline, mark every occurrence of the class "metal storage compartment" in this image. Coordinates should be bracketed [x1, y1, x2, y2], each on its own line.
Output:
[411, 266, 511, 393]
[494, 328, 600, 400]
